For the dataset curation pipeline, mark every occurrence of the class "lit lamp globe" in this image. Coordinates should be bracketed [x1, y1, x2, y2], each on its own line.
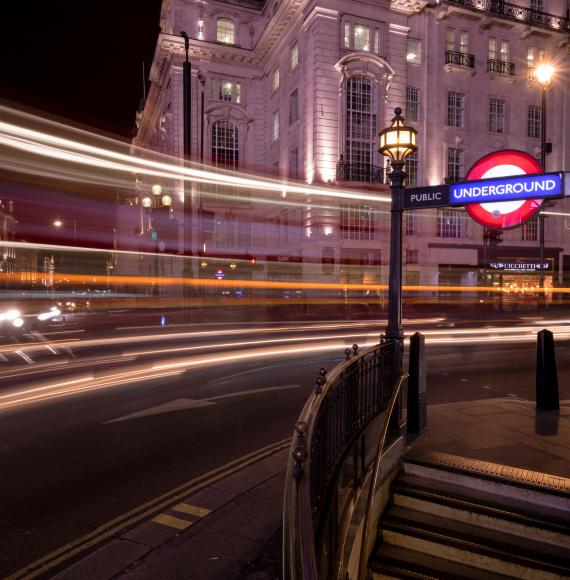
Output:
[151, 184, 162, 196]
[161, 194, 172, 207]
[534, 63, 555, 86]
[142, 196, 152, 208]
[378, 107, 417, 163]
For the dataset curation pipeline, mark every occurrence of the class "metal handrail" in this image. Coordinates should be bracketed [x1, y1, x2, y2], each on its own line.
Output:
[445, 50, 475, 68]
[283, 342, 395, 580]
[357, 372, 408, 580]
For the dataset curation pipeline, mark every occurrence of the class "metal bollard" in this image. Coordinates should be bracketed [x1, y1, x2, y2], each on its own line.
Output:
[536, 329, 559, 411]
[408, 332, 427, 434]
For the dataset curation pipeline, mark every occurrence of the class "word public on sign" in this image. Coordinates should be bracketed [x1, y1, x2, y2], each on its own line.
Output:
[403, 185, 450, 209]
[450, 173, 563, 206]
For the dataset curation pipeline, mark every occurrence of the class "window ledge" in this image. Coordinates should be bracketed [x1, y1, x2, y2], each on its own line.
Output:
[444, 63, 476, 76]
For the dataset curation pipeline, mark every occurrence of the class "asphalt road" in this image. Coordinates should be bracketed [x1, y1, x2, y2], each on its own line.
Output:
[1, 318, 569, 577]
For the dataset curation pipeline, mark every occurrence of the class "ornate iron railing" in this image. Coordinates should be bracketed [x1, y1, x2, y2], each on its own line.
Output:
[446, 0, 569, 32]
[283, 341, 399, 580]
[487, 58, 515, 76]
[445, 50, 475, 68]
[336, 162, 387, 184]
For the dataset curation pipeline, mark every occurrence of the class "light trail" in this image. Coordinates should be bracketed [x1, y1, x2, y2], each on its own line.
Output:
[1, 322, 569, 411]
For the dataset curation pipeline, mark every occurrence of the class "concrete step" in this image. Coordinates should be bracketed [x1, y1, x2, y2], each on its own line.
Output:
[392, 473, 570, 548]
[403, 449, 570, 512]
[371, 544, 510, 580]
[380, 505, 570, 579]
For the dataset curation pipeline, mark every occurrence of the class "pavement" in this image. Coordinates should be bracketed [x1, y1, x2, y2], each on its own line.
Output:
[39, 395, 570, 580]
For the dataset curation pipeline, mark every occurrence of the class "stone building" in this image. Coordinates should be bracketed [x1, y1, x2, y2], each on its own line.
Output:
[129, 0, 570, 302]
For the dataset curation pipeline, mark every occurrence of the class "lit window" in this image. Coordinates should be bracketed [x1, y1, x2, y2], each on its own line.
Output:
[406, 86, 420, 122]
[406, 151, 419, 187]
[459, 31, 469, 54]
[344, 22, 381, 54]
[210, 78, 241, 103]
[272, 68, 280, 92]
[446, 28, 455, 52]
[447, 92, 465, 128]
[340, 204, 379, 240]
[290, 42, 299, 70]
[272, 110, 280, 141]
[500, 40, 509, 62]
[289, 89, 299, 125]
[211, 121, 239, 169]
[527, 46, 545, 80]
[406, 38, 421, 64]
[353, 25, 370, 51]
[527, 105, 542, 139]
[217, 19, 235, 44]
[488, 37, 496, 60]
[489, 98, 506, 134]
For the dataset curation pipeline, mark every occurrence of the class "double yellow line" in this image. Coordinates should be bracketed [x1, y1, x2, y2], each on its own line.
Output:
[7, 438, 291, 580]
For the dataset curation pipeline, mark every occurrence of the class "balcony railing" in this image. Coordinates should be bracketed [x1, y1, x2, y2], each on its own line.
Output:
[445, 50, 475, 68]
[446, 0, 569, 32]
[487, 58, 515, 76]
[336, 161, 387, 184]
[444, 175, 464, 184]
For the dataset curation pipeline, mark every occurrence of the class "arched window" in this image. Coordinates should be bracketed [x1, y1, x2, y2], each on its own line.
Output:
[217, 18, 235, 44]
[345, 76, 377, 170]
[211, 121, 239, 169]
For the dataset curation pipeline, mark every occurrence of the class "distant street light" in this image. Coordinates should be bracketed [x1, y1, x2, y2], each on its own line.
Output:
[534, 62, 555, 304]
[378, 107, 418, 374]
[53, 218, 78, 281]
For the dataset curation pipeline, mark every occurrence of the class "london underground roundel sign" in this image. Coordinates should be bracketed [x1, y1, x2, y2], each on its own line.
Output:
[465, 150, 543, 229]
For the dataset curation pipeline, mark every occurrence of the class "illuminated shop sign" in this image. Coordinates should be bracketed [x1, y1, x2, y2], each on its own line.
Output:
[489, 261, 552, 272]
[450, 173, 563, 206]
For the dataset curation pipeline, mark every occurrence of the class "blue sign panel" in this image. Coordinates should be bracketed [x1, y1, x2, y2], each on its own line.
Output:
[450, 173, 563, 206]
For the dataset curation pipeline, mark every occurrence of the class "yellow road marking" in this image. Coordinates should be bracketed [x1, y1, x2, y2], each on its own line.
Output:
[6, 438, 290, 580]
[152, 514, 192, 530]
[173, 503, 211, 518]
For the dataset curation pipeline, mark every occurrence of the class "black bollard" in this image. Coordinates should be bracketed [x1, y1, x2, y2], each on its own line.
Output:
[408, 332, 427, 434]
[536, 329, 559, 411]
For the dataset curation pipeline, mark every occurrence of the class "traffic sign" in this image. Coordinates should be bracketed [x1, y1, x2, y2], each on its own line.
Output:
[403, 185, 450, 209]
[464, 150, 545, 229]
[450, 172, 563, 206]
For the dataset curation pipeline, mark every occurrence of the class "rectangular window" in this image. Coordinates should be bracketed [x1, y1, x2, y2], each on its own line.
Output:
[374, 30, 380, 54]
[406, 151, 418, 187]
[530, 0, 543, 12]
[406, 86, 420, 122]
[344, 23, 350, 48]
[447, 147, 464, 182]
[527, 105, 542, 139]
[446, 28, 455, 52]
[522, 217, 538, 241]
[447, 92, 465, 127]
[353, 25, 370, 51]
[488, 37, 496, 60]
[405, 249, 420, 265]
[406, 210, 419, 236]
[406, 38, 421, 64]
[437, 209, 464, 238]
[340, 204, 379, 240]
[289, 89, 299, 125]
[210, 79, 242, 103]
[489, 98, 506, 134]
[290, 42, 299, 70]
[527, 46, 545, 80]
[500, 40, 509, 62]
[217, 19, 235, 44]
[459, 31, 469, 54]
[289, 148, 299, 178]
[272, 68, 280, 92]
[272, 111, 279, 141]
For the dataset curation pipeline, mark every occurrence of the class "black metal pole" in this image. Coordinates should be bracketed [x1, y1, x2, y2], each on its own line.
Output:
[198, 72, 205, 163]
[385, 159, 405, 375]
[181, 31, 192, 162]
[539, 86, 546, 302]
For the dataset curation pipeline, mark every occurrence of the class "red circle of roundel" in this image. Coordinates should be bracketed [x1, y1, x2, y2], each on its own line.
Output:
[464, 149, 544, 229]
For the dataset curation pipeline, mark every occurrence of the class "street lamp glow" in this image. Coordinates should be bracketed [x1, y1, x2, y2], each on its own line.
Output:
[534, 63, 555, 86]
[142, 196, 152, 208]
[378, 108, 418, 162]
[161, 194, 172, 207]
[53, 219, 63, 227]
[151, 183, 162, 196]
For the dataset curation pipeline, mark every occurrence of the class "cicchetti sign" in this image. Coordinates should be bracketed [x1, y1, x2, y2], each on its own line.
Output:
[463, 150, 547, 229]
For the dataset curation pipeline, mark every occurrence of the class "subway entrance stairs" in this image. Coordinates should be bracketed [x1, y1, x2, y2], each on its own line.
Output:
[370, 449, 570, 579]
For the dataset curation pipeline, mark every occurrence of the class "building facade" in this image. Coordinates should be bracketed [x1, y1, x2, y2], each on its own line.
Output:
[129, 0, 570, 301]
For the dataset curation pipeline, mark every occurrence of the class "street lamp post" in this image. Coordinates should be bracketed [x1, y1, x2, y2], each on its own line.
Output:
[534, 62, 555, 304]
[378, 108, 418, 377]
[53, 219, 78, 282]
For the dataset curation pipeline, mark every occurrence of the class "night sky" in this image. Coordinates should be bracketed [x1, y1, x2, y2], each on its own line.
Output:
[0, 0, 164, 247]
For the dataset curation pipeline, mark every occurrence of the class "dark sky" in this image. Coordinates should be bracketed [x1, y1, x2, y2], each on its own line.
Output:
[0, 1, 163, 247]
[0, 0, 163, 136]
